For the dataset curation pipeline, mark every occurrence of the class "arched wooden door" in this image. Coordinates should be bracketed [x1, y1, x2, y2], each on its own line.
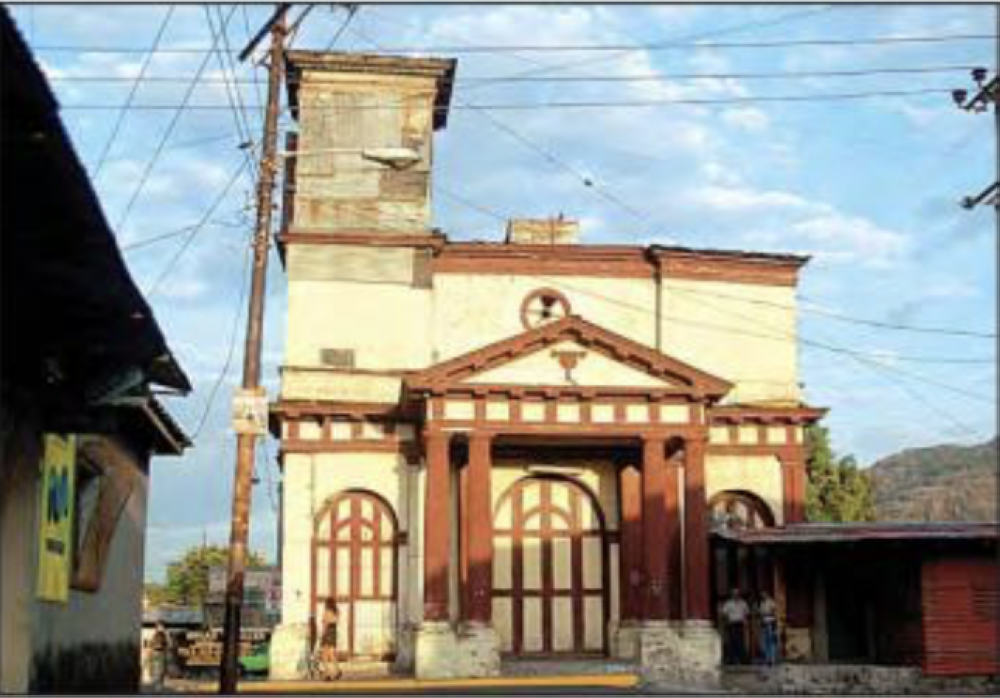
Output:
[312, 490, 398, 660]
[492, 477, 608, 656]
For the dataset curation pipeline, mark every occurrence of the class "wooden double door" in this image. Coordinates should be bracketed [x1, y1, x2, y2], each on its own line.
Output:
[312, 491, 398, 660]
[491, 477, 609, 656]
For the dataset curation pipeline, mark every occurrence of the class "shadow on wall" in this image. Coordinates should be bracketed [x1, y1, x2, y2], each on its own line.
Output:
[30, 640, 140, 694]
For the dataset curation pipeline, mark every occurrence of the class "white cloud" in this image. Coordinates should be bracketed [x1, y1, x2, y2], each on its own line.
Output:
[720, 107, 770, 133]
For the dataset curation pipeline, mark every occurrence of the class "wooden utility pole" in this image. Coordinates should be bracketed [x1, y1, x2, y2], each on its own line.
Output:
[219, 4, 289, 694]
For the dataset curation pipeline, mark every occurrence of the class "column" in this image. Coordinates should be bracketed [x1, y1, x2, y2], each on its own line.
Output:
[779, 449, 807, 524]
[423, 430, 451, 622]
[466, 431, 493, 623]
[618, 464, 643, 622]
[642, 435, 669, 620]
[683, 434, 711, 620]
[664, 450, 682, 620]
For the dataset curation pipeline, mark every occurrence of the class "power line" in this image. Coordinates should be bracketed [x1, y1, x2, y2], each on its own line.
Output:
[338, 32, 998, 54]
[534, 275, 995, 404]
[663, 283, 996, 404]
[31, 32, 994, 55]
[145, 158, 250, 297]
[44, 63, 984, 86]
[459, 65, 984, 85]
[659, 281, 997, 339]
[57, 86, 959, 112]
[114, 4, 240, 235]
[325, 3, 357, 51]
[205, 4, 260, 181]
[89, 5, 175, 178]
[190, 234, 253, 441]
[434, 184, 508, 223]
[460, 6, 844, 92]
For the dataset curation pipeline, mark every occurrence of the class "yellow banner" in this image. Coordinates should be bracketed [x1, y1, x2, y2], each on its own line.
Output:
[37, 433, 76, 602]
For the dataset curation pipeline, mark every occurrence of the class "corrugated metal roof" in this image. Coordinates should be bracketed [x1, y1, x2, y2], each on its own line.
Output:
[715, 522, 999, 545]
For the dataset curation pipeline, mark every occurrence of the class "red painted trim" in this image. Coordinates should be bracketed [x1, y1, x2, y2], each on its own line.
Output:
[423, 431, 451, 621]
[642, 436, 670, 620]
[467, 432, 494, 623]
[618, 465, 642, 622]
[683, 436, 711, 620]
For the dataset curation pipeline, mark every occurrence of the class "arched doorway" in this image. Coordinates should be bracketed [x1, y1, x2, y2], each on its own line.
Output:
[311, 490, 398, 661]
[709, 490, 776, 663]
[492, 476, 609, 656]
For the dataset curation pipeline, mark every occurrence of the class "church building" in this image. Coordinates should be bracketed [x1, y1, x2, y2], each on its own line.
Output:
[267, 51, 825, 683]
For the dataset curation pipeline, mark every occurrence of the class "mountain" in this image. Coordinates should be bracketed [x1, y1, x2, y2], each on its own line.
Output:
[868, 436, 998, 522]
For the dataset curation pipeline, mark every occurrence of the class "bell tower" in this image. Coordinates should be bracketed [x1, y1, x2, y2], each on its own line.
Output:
[282, 51, 455, 238]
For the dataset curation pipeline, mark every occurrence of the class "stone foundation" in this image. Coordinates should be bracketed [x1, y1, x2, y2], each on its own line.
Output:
[414, 622, 459, 679]
[268, 622, 310, 680]
[414, 621, 501, 679]
[455, 622, 501, 677]
[612, 620, 641, 660]
[723, 664, 1000, 695]
[637, 620, 721, 688]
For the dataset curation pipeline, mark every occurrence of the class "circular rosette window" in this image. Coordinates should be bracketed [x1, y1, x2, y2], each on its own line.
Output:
[520, 288, 572, 329]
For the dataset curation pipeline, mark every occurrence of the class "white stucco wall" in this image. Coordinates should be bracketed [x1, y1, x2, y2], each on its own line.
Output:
[704, 454, 785, 526]
[283, 268, 800, 405]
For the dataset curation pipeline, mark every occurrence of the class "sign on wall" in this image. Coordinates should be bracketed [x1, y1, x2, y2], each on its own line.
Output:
[37, 433, 76, 602]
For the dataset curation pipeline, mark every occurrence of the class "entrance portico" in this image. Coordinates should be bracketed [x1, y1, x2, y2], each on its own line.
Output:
[406, 315, 733, 680]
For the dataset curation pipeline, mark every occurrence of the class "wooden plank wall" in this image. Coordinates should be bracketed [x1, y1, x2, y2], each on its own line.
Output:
[921, 555, 999, 677]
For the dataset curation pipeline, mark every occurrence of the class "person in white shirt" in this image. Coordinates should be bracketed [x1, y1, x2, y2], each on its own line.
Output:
[720, 588, 750, 664]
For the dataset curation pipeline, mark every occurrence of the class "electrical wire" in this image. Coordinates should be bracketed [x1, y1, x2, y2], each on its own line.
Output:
[434, 184, 509, 223]
[145, 157, 250, 297]
[531, 275, 995, 403]
[90, 5, 176, 178]
[44, 64, 985, 86]
[344, 32, 997, 54]
[325, 4, 357, 51]
[204, 4, 260, 182]
[656, 282, 997, 339]
[34, 32, 995, 55]
[114, 4, 239, 235]
[57, 86, 960, 112]
[189, 229, 253, 441]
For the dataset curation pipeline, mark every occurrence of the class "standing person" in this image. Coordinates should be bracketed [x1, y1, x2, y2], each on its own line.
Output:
[148, 622, 169, 691]
[318, 598, 342, 681]
[721, 588, 750, 665]
[758, 591, 779, 666]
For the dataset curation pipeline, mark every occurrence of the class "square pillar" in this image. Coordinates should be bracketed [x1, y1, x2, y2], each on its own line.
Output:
[779, 450, 807, 524]
[642, 435, 669, 621]
[423, 430, 451, 622]
[683, 434, 711, 621]
[615, 463, 643, 660]
[664, 449, 682, 620]
[466, 431, 493, 623]
[618, 463, 643, 622]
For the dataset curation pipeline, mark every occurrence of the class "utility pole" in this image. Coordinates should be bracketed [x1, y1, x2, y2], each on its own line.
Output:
[950, 9, 999, 211]
[219, 4, 289, 694]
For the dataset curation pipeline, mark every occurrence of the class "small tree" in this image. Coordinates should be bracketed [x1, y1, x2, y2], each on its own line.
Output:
[159, 544, 266, 607]
[805, 425, 875, 523]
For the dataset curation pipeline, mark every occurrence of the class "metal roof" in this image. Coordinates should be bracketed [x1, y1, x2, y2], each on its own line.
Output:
[715, 522, 1000, 546]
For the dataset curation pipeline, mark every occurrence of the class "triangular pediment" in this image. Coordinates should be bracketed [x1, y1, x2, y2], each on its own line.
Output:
[406, 316, 732, 398]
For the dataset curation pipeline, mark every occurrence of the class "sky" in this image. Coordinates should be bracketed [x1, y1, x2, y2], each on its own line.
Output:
[9, 3, 997, 581]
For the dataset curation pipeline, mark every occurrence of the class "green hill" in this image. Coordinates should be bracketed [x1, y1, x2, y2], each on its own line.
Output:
[868, 436, 998, 522]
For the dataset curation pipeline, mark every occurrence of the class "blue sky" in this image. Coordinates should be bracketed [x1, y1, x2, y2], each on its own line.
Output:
[10, 3, 996, 580]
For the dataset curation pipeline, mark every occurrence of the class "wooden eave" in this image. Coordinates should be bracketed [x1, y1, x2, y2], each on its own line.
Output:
[405, 315, 733, 400]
